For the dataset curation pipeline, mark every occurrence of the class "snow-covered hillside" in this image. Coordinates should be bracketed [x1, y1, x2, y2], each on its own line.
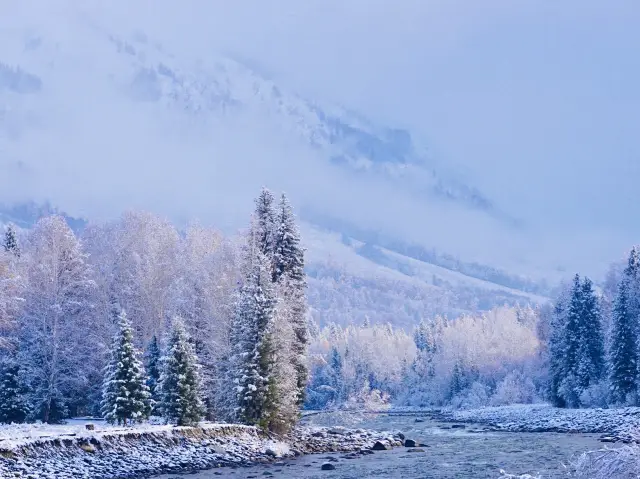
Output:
[0, 1, 560, 321]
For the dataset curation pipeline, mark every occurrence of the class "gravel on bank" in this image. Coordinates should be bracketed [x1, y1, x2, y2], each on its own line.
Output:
[436, 404, 640, 441]
[0, 422, 403, 479]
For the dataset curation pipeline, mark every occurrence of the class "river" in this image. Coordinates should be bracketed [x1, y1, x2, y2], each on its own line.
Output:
[157, 413, 605, 478]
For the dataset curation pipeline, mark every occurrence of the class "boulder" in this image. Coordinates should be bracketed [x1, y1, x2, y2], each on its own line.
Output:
[407, 448, 426, 453]
[371, 441, 390, 451]
[265, 449, 278, 458]
[415, 418, 425, 423]
[403, 439, 417, 448]
[321, 463, 336, 471]
[84, 424, 95, 431]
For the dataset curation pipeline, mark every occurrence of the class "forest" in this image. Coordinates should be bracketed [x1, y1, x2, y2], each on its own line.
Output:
[1, 188, 640, 431]
[0, 189, 307, 433]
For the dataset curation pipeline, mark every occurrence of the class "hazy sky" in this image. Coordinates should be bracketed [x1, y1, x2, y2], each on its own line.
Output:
[2, 0, 639, 276]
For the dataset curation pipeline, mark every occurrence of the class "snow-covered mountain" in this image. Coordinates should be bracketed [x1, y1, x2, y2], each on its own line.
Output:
[0, 1, 557, 324]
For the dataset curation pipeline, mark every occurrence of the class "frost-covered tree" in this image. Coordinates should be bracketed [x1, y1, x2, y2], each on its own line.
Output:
[84, 212, 180, 345]
[19, 216, 95, 422]
[609, 249, 640, 405]
[548, 285, 570, 407]
[230, 233, 276, 427]
[254, 188, 276, 258]
[145, 335, 162, 411]
[101, 311, 152, 425]
[551, 275, 604, 407]
[0, 247, 24, 349]
[159, 319, 205, 426]
[262, 285, 299, 433]
[3, 224, 20, 257]
[272, 193, 309, 406]
[576, 277, 605, 389]
[0, 361, 30, 424]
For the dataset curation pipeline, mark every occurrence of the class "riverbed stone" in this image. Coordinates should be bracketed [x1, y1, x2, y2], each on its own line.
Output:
[371, 441, 390, 451]
[321, 463, 336, 470]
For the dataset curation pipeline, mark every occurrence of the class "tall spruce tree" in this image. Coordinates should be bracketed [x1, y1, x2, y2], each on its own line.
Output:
[0, 362, 30, 424]
[608, 248, 640, 404]
[231, 238, 276, 427]
[609, 274, 637, 404]
[101, 311, 152, 425]
[576, 277, 605, 389]
[159, 319, 205, 426]
[548, 285, 569, 407]
[254, 188, 276, 258]
[272, 193, 308, 406]
[553, 275, 605, 407]
[145, 336, 162, 413]
[3, 224, 20, 257]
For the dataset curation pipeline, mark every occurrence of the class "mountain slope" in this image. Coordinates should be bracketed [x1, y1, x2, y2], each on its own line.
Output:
[0, 1, 553, 324]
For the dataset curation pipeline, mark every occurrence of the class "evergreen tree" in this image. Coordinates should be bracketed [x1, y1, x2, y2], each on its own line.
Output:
[3, 224, 20, 257]
[548, 286, 569, 407]
[254, 188, 276, 258]
[329, 346, 344, 402]
[0, 362, 30, 424]
[262, 288, 299, 433]
[231, 240, 276, 427]
[101, 311, 152, 425]
[563, 274, 584, 381]
[145, 336, 162, 412]
[413, 320, 430, 352]
[159, 319, 205, 426]
[272, 194, 305, 284]
[553, 275, 605, 407]
[576, 277, 605, 389]
[609, 275, 637, 404]
[449, 361, 466, 399]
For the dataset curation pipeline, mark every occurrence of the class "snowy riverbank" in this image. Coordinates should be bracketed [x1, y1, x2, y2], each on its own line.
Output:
[0, 420, 403, 479]
[438, 404, 640, 440]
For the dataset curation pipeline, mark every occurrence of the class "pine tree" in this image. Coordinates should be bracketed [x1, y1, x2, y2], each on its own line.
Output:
[145, 336, 162, 413]
[548, 286, 569, 407]
[254, 188, 276, 258]
[564, 274, 584, 380]
[449, 361, 466, 399]
[552, 275, 605, 407]
[609, 275, 637, 404]
[231, 241, 276, 427]
[576, 277, 605, 389]
[262, 288, 299, 433]
[272, 194, 308, 406]
[0, 362, 30, 424]
[101, 311, 152, 425]
[3, 224, 20, 257]
[329, 346, 344, 402]
[272, 194, 304, 284]
[159, 319, 205, 426]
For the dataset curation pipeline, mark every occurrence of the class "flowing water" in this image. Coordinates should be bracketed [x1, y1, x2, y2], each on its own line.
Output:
[158, 414, 606, 479]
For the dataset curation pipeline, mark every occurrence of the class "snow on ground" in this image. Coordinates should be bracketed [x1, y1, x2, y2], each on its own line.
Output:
[0, 418, 254, 450]
[442, 403, 640, 438]
[0, 419, 401, 479]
